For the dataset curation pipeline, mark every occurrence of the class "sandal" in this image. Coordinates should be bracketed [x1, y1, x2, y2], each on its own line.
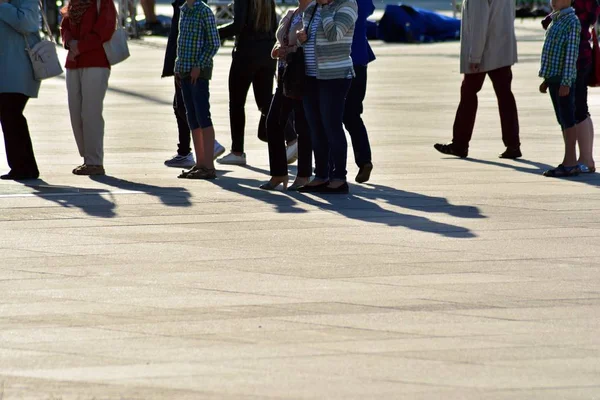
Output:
[183, 167, 216, 180]
[543, 164, 580, 177]
[578, 163, 596, 174]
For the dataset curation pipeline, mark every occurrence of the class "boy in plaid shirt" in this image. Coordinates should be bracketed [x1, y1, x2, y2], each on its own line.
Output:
[175, 0, 220, 179]
[539, 0, 581, 177]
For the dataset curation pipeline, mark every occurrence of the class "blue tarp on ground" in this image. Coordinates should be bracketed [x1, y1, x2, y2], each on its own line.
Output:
[377, 4, 461, 43]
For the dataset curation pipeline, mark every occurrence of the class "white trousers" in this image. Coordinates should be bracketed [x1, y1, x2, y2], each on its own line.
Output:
[66, 68, 110, 166]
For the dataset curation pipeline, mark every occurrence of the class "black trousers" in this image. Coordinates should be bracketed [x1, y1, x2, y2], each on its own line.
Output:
[0, 93, 39, 176]
[173, 79, 192, 156]
[266, 87, 312, 177]
[228, 47, 276, 153]
[343, 64, 372, 168]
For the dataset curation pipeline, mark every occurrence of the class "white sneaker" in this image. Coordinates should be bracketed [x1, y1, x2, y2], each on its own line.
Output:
[213, 141, 226, 160]
[164, 152, 195, 168]
[217, 152, 246, 165]
[286, 141, 298, 164]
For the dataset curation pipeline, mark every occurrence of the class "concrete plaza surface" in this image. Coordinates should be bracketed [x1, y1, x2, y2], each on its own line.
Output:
[1, 19, 600, 399]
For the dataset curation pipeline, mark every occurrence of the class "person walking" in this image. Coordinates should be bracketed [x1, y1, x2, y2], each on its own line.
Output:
[162, 0, 224, 169]
[0, 0, 42, 180]
[259, 0, 313, 191]
[61, 0, 117, 176]
[344, 0, 375, 183]
[297, 0, 357, 194]
[434, 0, 522, 159]
[216, 0, 277, 166]
[175, 0, 221, 179]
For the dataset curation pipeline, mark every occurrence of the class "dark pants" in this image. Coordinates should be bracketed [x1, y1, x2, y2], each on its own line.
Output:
[303, 77, 352, 181]
[174, 79, 192, 156]
[228, 48, 276, 153]
[0, 93, 39, 176]
[266, 87, 312, 177]
[452, 66, 520, 151]
[343, 64, 372, 168]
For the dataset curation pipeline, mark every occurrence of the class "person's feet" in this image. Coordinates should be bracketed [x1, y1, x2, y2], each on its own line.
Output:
[355, 162, 373, 183]
[259, 176, 288, 191]
[72, 164, 105, 176]
[213, 141, 226, 160]
[288, 177, 310, 191]
[217, 152, 246, 166]
[434, 143, 468, 158]
[499, 147, 522, 159]
[178, 166, 216, 180]
[0, 170, 39, 180]
[543, 164, 580, 177]
[165, 152, 195, 168]
[297, 178, 329, 193]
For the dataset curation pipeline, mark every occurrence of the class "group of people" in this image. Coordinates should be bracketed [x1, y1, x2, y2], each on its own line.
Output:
[435, 0, 598, 178]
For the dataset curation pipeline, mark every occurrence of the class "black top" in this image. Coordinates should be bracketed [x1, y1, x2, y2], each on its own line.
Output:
[161, 0, 186, 78]
[218, 0, 277, 46]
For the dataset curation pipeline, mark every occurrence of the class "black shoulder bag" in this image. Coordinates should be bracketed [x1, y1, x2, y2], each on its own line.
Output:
[282, 5, 317, 100]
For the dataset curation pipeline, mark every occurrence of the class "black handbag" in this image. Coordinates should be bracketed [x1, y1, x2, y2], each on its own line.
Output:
[282, 6, 317, 99]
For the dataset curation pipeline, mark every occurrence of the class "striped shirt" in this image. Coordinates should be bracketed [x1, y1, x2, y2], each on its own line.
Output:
[175, 0, 220, 77]
[301, 0, 357, 80]
[304, 7, 320, 77]
[539, 7, 581, 86]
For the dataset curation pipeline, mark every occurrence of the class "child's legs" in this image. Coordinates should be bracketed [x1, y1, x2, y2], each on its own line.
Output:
[574, 65, 595, 167]
[192, 79, 215, 169]
[548, 83, 577, 166]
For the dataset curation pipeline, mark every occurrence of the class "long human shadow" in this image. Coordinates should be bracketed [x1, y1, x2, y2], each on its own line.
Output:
[22, 179, 117, 218]
[465, 158, 600, 187]
[234, 165, 478, 238]
[89, 175, 192, 207]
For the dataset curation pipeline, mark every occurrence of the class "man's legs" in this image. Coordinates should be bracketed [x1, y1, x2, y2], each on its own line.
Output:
[488, 66, 521, 154]
[174, 80, 192, 156]
[451, 71, 487, 152]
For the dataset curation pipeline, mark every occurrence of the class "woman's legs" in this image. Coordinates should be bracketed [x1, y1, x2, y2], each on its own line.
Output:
[266, 88, 290, 178]
[576, 117, 595, 169]
[303, 77, 329, 185]
[0, 93, 39, 178]
[252, 61, 276, 144]
[80, 68, 110, 166]
[228, 52, 254, 155]
[293, 99, 312, 182]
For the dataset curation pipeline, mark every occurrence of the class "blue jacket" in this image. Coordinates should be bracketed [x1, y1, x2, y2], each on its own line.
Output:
[351, 0, 376, 66]
[0, 0, 42, 98]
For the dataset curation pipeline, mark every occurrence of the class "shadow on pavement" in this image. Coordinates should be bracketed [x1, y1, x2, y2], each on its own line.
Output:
[89, 175, 192, 207]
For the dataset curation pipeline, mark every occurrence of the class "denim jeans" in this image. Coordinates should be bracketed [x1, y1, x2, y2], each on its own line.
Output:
[180, 77, 213, 130]
[548, 82, 577, 130]
[303, 77, 352, 181]
[173, 79, 192, 156]
[343, 64, 372, 168]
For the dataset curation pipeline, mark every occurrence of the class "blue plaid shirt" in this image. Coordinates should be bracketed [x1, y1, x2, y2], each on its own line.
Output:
[539, 7, 581, 86]
[175, 0, 220, 77]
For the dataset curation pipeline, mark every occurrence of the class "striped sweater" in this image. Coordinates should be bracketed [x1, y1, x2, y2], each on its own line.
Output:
[301, 0, 357, 80]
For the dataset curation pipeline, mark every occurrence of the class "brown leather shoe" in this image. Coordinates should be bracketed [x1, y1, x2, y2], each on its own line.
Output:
[72, 164, 105, 176]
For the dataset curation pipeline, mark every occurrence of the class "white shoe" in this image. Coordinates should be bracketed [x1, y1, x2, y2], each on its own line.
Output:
[217, 152, 246, 165]
[164, 152, 195, 168]
[286, 141, 298, 164]
[213, 141, 226, 160]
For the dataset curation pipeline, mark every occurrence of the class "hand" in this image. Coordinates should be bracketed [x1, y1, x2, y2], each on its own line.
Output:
[69, 40, 79, 56]
[190, 67, 201, 84]
[539, 82, 548, 94]
[469, 63, 481, 73]
[559, 85, 570, 97]
[67, 51, 77, 61]
[296, 29, 307, 44]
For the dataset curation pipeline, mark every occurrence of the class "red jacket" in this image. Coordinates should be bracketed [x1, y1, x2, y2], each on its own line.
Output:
[61, 0, 117, 69]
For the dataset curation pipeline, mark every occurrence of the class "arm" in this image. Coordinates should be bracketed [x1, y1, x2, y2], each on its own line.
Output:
[218, 0, 247, 40]
[197, 8, 221, 69]
[466, 0, 490, 65]
[0, 0, 39, 34]
[321, 0, 358, 42]
[77, 0, 117, 54]
[61, 15, 74, 48]
[562, 20, 582, 87]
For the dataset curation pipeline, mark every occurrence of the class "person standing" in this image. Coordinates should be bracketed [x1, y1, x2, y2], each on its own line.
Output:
[297, 0, 358, 194]
[434, 0, 521, 159]
[344, 0, 375, 183]
[175, 0, 221, 179]
[162, 0, 224, 169]
[0, 0, 41, 180]
[216, 0, 277, 166]
[61, 0, 117, 175]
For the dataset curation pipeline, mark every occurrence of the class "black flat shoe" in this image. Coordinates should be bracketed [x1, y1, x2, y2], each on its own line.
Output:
[1, 171, 39, 180]
[297, 181, 329, 193]
[320, 182, 350, 194]
[499, 147, 522, 159]
[355, 163, 373, 183]
[434, 143, 468, 158]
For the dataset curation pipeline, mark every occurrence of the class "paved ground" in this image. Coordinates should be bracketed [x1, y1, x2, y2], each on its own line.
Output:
[1, 19, 600, 400]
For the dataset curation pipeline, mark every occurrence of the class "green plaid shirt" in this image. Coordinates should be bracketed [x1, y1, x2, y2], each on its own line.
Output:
[539, 7, 581, 87]
[175, 0, 220, 78]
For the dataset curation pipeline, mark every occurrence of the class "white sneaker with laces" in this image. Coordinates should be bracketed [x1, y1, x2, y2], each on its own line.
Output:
[164, 152, 195, 168]
[286, 141, 298, 164]
[213, 141, 226, 160]
[217, 152, 247, 165]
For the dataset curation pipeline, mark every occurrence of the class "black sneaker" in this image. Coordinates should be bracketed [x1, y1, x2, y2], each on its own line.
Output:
[499, 147, 522, 159]
[434, 143, 468, 158]
[355, 162, 373, 183]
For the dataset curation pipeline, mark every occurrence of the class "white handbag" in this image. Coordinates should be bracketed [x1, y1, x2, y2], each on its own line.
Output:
[23, 0, 63, 81]
[97, 0, 130, 65]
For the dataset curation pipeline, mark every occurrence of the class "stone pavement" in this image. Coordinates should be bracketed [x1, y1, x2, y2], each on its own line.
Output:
[1, 19, 600, 400]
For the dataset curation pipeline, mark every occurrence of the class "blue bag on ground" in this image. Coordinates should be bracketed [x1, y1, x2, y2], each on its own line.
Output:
[378, 4, 460, 43]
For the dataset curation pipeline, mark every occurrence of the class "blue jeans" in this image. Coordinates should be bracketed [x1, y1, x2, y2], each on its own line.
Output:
[303, 77, 352, 181]
[548, 82, 576, 130]
[180, 78, 213, 130]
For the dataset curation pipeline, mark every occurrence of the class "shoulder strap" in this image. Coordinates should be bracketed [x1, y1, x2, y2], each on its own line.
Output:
[305, 4, 318, 37]
[38, 0, 56, 43]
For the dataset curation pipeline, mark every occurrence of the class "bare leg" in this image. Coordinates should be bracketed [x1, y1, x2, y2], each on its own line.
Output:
[140, 0, 157, 23]
[191, 128, 208, 169]
[201, 126, 215, 170]
[576, 117, 595, 169]
[563, 126, 578, 167]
